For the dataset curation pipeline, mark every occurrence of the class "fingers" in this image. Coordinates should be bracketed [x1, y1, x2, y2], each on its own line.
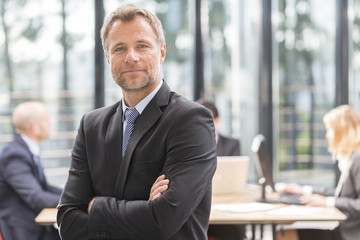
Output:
[300, 195, 311, 205]
[150, 185, 168, 201]
[283, 183, 303, 195]
[149, 184, 168, 201]
[300, 194, 325, 206]
[149, 175, 169, 201]
[153, 174, 165, 185]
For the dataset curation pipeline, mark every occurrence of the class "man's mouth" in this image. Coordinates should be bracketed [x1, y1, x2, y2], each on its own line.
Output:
[123, 69, 143, 74]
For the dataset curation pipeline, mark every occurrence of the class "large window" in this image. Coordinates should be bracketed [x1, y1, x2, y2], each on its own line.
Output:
[204, 0, 260, 181]
[350, 0, 360, 110]
[272, 0, 337, 186]
[0, 0, 95, 187]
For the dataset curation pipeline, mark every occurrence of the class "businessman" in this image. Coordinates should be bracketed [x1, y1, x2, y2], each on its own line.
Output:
[0, 102, 62, 240]
[57, 3, 217, 240]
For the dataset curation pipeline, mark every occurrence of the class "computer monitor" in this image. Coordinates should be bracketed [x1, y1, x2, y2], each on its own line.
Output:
[212, 156, 249, 194]
[251, 134, 276, 202]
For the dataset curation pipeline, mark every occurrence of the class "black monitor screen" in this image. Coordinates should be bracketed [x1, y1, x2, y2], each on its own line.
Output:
[251, 134, 276, 192]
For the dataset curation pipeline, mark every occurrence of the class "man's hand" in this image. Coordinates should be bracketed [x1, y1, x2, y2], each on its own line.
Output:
[149, 175, 169, 201]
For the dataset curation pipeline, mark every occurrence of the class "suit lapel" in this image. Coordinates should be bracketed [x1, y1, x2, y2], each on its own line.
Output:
[115, 82, 171, 198]
[15, 134, 47, 187]
[105, 104, 123, 193]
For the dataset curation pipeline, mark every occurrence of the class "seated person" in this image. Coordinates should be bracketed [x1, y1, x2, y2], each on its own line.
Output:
[197, 99, 241, 156]
[0, 102, 62, 240]
[281, 105, 360, 240]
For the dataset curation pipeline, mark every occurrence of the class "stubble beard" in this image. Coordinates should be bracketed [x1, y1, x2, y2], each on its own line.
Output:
[113, 69, 160, 93]
[116, 76, 152, 93]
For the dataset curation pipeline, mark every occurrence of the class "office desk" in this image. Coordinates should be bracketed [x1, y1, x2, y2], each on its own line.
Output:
[210, 185, 346, 240]
[35, 208, 58, 226]
[35, 186, 346, 240]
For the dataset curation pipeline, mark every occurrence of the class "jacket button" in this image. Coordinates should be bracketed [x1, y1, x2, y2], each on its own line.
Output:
[96, 231, 110, 239]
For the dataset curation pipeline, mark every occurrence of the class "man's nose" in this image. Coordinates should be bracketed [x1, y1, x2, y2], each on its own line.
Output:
[125, 48, 139, 63]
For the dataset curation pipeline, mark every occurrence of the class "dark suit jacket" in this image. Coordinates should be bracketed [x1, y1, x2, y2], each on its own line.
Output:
[0, 134, 62, 240]
[335, 152, 360, 240]
[312, 151, 360, 240]
[216, 134, 240, 156]
[57, 82, 217, 240]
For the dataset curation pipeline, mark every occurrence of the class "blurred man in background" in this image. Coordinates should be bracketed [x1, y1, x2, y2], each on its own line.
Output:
[0, 102, 61, 240]
[197, 99, 241, 156]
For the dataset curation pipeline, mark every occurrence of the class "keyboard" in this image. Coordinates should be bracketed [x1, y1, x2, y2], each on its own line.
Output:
[257, 193, 302, 205]
[279, 192, 302, 205]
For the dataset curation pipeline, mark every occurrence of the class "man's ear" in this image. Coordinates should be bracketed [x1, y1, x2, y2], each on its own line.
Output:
[105, 52, 110, 64]
[160, 43, 166, 64]
[29, 123, 40, 137]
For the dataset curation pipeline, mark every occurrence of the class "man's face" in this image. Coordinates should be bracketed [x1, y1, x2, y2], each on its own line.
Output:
[105, 17, 166, 93]
[37, 111, 50, 141]
[31, 109, 50, 143]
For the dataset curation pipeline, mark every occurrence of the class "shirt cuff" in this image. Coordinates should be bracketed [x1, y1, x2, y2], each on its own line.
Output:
[326, 197, 336, 207]
[302, 185, 313, 195]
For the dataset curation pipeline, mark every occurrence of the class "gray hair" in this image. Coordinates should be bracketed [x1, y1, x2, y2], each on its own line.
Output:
[100, 3, 165, 53]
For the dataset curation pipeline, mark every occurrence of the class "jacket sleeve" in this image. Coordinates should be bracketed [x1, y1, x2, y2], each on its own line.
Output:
[312, 186, 336, 196]
[335, 154, 360, 218]
[57, 115, 93, 240]
[3, 154, 61, 213]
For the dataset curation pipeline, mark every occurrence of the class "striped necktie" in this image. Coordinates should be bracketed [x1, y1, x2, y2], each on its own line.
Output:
[35, 155, 45, 183]
[122, 108, 140, 157]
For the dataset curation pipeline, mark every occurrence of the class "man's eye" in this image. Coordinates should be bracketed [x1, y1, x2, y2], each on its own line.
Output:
[138, 44, 147, 48]
[116, 47, 125, 51]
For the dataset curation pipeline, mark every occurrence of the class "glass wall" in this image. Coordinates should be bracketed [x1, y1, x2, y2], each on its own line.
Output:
[203, 0, 260, 181]
[272, 0, 337, 186]
[349, 0, 360, 110]
[0, 0, 95, 187]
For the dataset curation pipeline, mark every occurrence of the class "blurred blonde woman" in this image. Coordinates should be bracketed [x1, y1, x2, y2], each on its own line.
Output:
[282, 105, 360, 240]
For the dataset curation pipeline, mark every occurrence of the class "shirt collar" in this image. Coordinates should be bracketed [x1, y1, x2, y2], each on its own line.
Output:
[20, 134, 40, 156]
[122, 80, 163, 121]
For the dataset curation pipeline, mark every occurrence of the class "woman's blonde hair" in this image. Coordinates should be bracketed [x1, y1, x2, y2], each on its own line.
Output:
[323, 105, 360, 158]
[100, 3, 165, 53]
